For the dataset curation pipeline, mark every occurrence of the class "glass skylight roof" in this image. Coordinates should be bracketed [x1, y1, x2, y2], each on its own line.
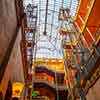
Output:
[23, 0, 78, 59]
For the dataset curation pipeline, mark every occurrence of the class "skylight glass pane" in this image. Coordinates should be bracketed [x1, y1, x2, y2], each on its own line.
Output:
[23, 0, 79, 59]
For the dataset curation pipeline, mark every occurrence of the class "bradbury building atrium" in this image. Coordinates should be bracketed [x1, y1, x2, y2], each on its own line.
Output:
[0, 0, 100, 100]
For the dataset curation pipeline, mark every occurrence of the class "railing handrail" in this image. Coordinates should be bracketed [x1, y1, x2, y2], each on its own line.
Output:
[35, 65, 64, 74]
[33, 78, 67, 90]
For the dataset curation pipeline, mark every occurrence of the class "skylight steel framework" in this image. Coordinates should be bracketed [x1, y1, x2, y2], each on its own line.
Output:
[30, 0, 78, 59]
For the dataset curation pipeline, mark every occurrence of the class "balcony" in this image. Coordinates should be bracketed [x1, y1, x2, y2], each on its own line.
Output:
[33, 78, 67, 90]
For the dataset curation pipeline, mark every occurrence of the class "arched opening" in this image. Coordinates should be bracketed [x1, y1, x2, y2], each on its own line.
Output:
[12, 97, 19, 100]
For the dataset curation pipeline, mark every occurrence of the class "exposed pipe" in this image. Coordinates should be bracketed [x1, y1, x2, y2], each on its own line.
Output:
[43, 0, 49, 35]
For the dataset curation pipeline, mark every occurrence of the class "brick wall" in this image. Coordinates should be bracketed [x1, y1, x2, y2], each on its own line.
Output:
[0, 0, 17, 64]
